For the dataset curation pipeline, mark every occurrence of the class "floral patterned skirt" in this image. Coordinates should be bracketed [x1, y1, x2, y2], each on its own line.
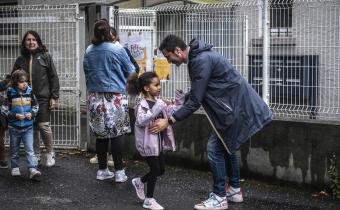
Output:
[88, 92, 131, 139]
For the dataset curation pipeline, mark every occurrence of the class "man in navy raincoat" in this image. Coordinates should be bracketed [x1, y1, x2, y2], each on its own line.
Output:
[151, 35, 272, 210]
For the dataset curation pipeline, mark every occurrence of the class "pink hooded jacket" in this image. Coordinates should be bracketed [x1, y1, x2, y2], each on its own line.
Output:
[134, 91, 185, 157]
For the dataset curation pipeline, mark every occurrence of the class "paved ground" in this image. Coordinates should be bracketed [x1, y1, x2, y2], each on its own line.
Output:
[0, 151, 339, 210]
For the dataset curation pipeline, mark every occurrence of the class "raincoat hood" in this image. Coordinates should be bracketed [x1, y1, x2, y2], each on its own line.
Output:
[188, 38, 213, 59]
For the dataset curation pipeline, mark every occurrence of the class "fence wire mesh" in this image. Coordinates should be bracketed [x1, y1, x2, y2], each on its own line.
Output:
[113, 0, 340, 121]
[0, 4, 80, 148]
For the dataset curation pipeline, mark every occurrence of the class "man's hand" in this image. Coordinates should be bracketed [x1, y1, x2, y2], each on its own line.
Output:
[149, 118, 169, 134]
[26, 112, 32, 120]
[50, 98, 57, 109]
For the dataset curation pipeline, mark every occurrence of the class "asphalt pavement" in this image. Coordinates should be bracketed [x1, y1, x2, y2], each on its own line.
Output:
[0, 151, 339, 210]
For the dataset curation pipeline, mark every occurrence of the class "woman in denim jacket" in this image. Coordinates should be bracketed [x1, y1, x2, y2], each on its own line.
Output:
[127, 72, 184, 210]
[83, 19, 136, 182]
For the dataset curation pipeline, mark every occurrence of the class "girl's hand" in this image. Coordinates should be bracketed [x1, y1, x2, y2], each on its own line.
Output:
[175, 89, 185, 105]
[16, 114, 25, 120]
[162, 99, 175, 105]
[26, 113, 32, 120]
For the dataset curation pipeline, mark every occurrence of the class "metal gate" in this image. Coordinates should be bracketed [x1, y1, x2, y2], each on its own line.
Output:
[110, 4, 247, 103]
[0, 4, 81, 148]
[112, 0, 340, 122]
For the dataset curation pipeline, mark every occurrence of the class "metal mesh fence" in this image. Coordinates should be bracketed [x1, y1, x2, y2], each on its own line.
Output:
[112, 0, 340, 121]
[0, 4, 80, 148]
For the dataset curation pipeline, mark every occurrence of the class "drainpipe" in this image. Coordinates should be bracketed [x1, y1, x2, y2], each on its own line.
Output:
[262, 0, 270, 105]
[141, 0, 146, 7]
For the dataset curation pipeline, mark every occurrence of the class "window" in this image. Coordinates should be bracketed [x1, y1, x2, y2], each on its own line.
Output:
[270, 0, 293, 37]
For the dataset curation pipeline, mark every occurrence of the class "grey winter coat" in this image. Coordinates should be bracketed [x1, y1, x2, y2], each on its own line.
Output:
[13, 52, 60, 122]
[173, 39, 273, 153]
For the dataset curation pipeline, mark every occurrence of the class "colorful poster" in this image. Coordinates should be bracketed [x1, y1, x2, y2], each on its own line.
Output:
[154, 49, 170, 81]
[120, 31, 153, 75]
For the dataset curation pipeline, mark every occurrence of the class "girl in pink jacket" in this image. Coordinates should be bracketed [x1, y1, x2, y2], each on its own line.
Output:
[127, 72, 184, 210]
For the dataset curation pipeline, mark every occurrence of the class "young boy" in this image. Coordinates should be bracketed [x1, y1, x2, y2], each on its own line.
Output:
[2, 69, 41, 179]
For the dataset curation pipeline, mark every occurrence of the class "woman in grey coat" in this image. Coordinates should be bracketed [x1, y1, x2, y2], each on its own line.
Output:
[13, 30, 60, 167]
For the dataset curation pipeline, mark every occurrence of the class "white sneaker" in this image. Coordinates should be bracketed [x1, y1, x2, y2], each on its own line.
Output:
[226, 186, 243, 203]
[143, 198, 164, 210]
[29, 168, 41, 179]
[46, 152, 55, 167]
[90, 155, 98, 164]
[194, 192, 228, 210]
[96, 168, 114, 180]
[90, 154, 114, 167]
[11, 167, 21, 176]
[115, 169, 128, 183]
[132, 177, 145, 200]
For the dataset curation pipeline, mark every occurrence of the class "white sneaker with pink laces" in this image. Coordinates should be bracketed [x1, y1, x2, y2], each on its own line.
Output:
[132, 177, 145, 200]
[143, 198, 164, 210]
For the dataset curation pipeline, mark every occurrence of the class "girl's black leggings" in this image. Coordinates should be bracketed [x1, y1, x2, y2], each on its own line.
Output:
[141, 152, 165, 198]
[96, 137, 123, 170]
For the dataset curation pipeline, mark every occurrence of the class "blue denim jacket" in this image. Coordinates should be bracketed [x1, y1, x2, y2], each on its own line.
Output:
[83, 42, 136, 93]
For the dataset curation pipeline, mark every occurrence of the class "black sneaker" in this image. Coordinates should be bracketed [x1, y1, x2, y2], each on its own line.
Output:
[0, 160, 8, 169]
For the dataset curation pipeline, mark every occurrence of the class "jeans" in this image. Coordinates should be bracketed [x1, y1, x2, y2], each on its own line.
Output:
[9, 126, 37, 169]
[207, 132, 240, 197]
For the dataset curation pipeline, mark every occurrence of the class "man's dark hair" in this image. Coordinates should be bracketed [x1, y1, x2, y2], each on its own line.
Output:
[159, 34, 187, 52]
[20, 30, 48, 56]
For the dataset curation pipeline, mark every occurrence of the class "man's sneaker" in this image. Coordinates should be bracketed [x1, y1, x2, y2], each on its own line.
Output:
[194, 192, 228, 210]
[132, 177, 145, 200]
[96, 168, 114, 180]
[143, 198, 164, 210]
[35, 153, 41, 165]
[90, 154, 114, 167]
[29, 168, 41, 179]
[115, 169, 128, 183]
[226, 186, 243, 203]
[0, 160, 8, 169]
[46, 152, 55, 167]
[11, 167, 21, 176]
